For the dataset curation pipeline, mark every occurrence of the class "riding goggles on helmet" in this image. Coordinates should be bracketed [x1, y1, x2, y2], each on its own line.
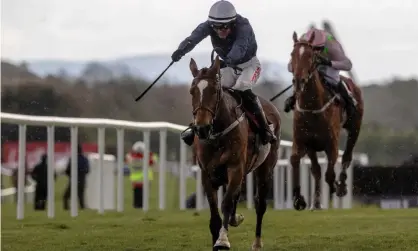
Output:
[210, 22, 231, 30]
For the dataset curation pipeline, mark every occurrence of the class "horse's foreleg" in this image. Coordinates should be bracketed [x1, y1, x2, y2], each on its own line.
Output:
[307, 150, 322, 210]
[290, 146, 307, 211]
[202, 175, 222, 250]
[214, 165, 244, 250]
[338, 125, 361, 197]
[228, 191, 244, 228]
[325, 146, 338, 195]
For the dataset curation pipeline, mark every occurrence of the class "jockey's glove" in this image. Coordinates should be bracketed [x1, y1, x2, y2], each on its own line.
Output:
[219, 60, 227, 69]
[171, 49, 184, 62]
[316, 55, 332, 66]
[224, 57, 233, 66]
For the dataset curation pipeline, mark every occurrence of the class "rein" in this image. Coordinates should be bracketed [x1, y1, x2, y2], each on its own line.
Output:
[293, 41, 337, 114]
[192, 74, 223, 119]
[191, 72, 245, 141]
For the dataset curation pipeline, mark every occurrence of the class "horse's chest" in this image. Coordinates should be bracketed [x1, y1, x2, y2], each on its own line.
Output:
[295, 122, 331, 151]
[298, 126, 329, 138]
[209, 165, 228, 189]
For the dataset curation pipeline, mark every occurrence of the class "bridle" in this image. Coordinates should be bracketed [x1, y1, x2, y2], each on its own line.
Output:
[190, 68, 245, 140]
[192, 73, 223, 119]
[191, 73, 223, 128]
[188, 48, 246, 140]
[292, 41, 320, 90]
[292, 41, 337, 114]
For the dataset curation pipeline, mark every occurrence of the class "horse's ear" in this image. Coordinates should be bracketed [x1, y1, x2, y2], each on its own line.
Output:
[189, 58, 199, 78]
[292, 31, 298, 43]
[209, 55, 220, 76]
[308, 31, 315, 44]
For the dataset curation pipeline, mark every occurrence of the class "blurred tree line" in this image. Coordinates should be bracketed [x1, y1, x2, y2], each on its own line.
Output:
[1, 61, 417, 165]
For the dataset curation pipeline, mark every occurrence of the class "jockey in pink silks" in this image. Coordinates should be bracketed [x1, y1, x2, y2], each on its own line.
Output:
[284, 28, 358, 117]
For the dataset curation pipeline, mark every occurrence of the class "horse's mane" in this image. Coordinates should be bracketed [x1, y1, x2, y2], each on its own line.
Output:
[195, 67, 216, 80]
[298, 38, 311, 44]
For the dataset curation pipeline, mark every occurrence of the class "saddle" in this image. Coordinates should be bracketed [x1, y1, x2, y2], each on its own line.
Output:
[223, 87, 274, 173]
[319, 75, 357, 126]
[222, 87, 263, 133]
[320, 74, 354, 107]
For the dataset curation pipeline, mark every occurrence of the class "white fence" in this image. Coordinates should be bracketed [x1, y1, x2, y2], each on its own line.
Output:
[0, 112, 362, 220]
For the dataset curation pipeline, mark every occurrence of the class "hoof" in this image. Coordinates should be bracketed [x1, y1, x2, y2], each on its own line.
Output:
[214, 241, 230, 250]
[309, 201, 323, 211]
[336, 181, 347, 197]
[229, 213, 244, 227]
[293, 196, 307, 211]
[251, 238, 263, 251]
[214, 227, 230, 250]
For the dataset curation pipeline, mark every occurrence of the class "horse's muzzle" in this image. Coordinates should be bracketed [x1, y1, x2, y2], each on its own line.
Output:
[195, 124, 212, 140]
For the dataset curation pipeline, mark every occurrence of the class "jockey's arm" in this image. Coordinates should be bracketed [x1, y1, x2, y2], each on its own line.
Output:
[328, 40, 352, 71]
[178, 21, 211, 54]
[225, 23, 252, 65]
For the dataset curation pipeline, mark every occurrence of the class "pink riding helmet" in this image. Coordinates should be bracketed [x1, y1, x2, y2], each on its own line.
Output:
[303, 28, 327, 47]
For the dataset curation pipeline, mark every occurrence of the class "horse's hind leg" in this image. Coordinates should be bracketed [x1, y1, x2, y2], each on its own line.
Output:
[251, 152, 276, 251]
[290, 145, 307, 210]
[307, 150, 322, 210]
[202, 175, 222, 250]
[214, 164, 244, 250]
[337, 124, 361, 197]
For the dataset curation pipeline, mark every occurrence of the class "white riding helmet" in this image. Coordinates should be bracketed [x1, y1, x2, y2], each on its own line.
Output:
[208, 0, 237, 24]
[132, 141, 146, 153]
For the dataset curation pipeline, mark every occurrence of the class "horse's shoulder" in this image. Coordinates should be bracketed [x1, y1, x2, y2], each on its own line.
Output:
[339, 75, 363, 103]
[222, 87, 242, 104]
[340, 76, 359, 91]
[223, 87, 238, 97]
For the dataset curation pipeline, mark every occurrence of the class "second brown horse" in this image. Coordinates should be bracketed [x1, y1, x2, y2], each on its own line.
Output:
[289, 31, 364, 210]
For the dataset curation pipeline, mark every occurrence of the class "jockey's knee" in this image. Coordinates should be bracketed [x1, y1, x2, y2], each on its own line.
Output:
[220, 69, 235, 88]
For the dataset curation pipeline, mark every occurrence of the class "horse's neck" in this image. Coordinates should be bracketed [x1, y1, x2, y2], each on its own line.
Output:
[298, 74, 328, 110]
[213, 92, 239, 131]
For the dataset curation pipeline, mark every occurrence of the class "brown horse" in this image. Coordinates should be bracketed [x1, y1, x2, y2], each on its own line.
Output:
[188, 55, 281, 250]
[289, 31, 364, 210]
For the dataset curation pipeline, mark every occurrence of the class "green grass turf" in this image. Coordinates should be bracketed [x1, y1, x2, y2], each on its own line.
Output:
[2, 174, 418, 251]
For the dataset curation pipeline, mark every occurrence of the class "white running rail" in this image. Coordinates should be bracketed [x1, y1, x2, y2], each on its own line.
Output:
[1, 112, 359, 220]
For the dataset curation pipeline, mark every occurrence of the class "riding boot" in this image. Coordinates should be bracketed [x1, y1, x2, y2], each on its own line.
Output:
[337, 80, 357, 117]
[242, 90, 277, 145]
[180, 124, 195, 146]
[284, 95, 296, 113]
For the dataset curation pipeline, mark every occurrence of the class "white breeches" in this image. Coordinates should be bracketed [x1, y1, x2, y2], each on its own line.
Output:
[220, 56, 261, 91]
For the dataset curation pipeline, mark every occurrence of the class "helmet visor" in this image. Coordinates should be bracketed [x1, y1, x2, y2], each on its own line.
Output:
[210, 22, 232, 30]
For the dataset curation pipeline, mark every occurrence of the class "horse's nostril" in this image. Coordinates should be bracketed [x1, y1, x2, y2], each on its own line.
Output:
[196, 125, 212, 138]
